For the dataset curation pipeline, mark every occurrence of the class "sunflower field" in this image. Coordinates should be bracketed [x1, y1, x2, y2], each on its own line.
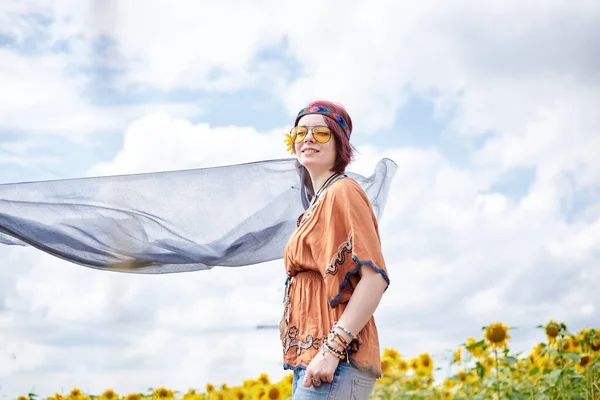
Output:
[14, 321, 600, 399]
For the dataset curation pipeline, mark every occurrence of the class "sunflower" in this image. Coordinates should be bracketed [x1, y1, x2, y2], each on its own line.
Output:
[559, 336, 573, 352]
[533, 351, 550, 370]
[576, 353, 592, 373]
[465, 337, 486, 358]
[182, 389, 199, 400]
[381, 357, 392, 375]
[242, 379, 257, 389]
[152, 387, 174, 399]
[456, 369, 478, 385]
[484, 322, 511, 350]
[441, 392, 453, 400]
[551, 353, 567, 368]
[266, 385, 282, 400]
[586, 328, 600, 353]
[283, 133, 294, 155]
[569, 335, 582, 352]
[232, 388, 247, 400]
[250, 388, 266, 399]
[527, 352, 536, 366]
[100, 390, 119, 400]
[383, 348, 401, 361]
[398, 358, 409, 374]
[483, 355, 496, 369]
[545, 320, 561, 343]
[453, 346, 462, 363]
[409, 357, 420, 371]
[440, 376, 453, 388]
[419, 352, 434, 374]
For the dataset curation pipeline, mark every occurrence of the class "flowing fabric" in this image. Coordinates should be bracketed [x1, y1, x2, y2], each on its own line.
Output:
[0, 157, 397, 274]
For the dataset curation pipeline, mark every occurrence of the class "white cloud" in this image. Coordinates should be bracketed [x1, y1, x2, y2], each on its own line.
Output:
[0, 332, 51, 378]
[0, 49, 201, 139]
[4, 0, 598, 135]
[86, 112, 291, 176]
[4, 0, 289, 92]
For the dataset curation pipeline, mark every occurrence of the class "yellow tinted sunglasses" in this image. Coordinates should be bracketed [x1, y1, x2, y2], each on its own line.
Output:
[290, 126, 332, 144]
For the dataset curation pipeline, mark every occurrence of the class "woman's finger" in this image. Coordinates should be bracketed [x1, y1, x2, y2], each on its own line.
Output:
[303, 370, 313, 387]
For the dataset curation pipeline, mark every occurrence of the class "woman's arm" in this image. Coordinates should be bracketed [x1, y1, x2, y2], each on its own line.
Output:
[303, 267, 388, 387]
[329, 266, 389, 347]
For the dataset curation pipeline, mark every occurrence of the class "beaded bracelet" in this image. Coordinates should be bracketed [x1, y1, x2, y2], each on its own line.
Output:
[322, 342, 349, 363]
[333, 324, 358, 341]
[328, 331, 351, 351]
[322, 343, 344, 359]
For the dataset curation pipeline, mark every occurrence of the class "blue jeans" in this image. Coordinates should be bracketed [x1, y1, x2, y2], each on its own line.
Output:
[291, 361, 376, 399]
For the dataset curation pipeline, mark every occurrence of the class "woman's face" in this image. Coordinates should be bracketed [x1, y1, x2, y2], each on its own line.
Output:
[294, 114, 337, 174]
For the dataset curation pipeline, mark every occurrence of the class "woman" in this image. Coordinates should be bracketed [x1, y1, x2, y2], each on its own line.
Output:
[281, 100, 390, 399]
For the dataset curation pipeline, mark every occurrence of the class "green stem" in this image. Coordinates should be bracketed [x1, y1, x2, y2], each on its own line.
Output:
[588, 367, 594, 400]
[495, 349, 501, 400]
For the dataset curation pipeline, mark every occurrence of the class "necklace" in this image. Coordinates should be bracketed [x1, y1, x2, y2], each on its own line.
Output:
[296, 172, 343, 228]
[311, 172, 341, 205]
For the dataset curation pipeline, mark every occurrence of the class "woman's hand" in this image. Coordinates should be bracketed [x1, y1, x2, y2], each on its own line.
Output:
[303, 345, 341, 387]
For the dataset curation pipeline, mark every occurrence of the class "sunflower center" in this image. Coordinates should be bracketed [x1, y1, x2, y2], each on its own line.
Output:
[546, 324, 559, 338]
[580, 355, 591, 366]
[268, 387, 281, 400]
[488, 326, 507, 343]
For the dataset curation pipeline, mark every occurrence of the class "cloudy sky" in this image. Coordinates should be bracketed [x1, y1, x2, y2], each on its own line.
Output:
[1, 0, 600, 397]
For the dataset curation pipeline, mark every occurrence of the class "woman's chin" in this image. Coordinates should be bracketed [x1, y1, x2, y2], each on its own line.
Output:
[299, 157, 320, 167]
[299, 158, 332, 172]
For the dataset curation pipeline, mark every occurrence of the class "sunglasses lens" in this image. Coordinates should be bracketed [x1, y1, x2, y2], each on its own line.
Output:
[312, 127, 331, 143]
[291, 126, 332, 143]
[291, 127, 308, 143]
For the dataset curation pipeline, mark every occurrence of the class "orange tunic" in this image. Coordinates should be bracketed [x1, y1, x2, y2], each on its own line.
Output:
[279, 175, 390, 378]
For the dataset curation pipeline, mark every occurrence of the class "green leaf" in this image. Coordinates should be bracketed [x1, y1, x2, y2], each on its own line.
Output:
[476, 361, 486, 378]
[564, 352, 581, 362]
[549, 368, 562, 383]
[529, 367, 539, 376]
[466, 340, 485, 350]
[502, 356, 518, 365]
[506, 390, 527, 400]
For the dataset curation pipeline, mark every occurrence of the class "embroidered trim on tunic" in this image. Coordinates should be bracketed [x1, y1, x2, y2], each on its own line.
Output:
[328, 255, 390, 308]
[296, 200, 321, 227]
[282, 325, 326, 356]
[279, 277, 326, 356]
[296, 176, 347, 228]
[324, 234, 352, 279]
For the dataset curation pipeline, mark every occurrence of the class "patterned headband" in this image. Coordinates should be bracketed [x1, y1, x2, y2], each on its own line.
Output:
[295, 106, 351, 139]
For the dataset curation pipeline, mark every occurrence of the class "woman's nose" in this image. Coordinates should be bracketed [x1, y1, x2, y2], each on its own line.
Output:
[303, 129, 316, 142]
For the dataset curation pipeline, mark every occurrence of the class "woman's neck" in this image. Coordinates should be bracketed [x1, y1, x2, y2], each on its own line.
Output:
[309, 169, 339, 199]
